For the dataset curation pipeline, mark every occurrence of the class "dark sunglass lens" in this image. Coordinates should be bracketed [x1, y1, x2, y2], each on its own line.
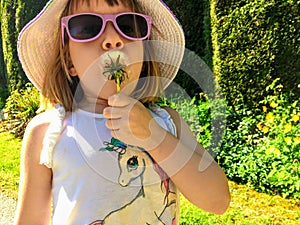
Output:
[68, 15, 103, 40]
[116, 14, 148, 38]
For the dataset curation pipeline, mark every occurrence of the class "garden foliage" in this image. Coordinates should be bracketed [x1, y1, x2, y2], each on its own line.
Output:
[160, 93, 212, 149]
[0, 83, 40, 138]
[219, 79, 299, 199]
[168, 79, 299, 199]
[211, 0, 300, 109]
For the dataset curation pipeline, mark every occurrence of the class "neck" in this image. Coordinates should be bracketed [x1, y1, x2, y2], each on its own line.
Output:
[77, 96, 109, 114]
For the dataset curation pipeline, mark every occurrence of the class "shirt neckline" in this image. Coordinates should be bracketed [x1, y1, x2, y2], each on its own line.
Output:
[76, 108, 105, 119]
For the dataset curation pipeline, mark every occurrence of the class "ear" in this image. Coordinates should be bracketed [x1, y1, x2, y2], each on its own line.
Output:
[69, 66, 78, 77]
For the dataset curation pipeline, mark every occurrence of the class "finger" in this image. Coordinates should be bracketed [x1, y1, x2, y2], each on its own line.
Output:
[108, 93, 133, 107]
[111, 129, 124, 143]
[105, 118, 121, 131]
[110, 129, 118, 140]
[103, 107, 122, 119]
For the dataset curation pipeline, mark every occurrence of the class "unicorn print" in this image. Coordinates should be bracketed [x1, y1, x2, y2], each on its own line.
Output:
[90, 138, 177, 225]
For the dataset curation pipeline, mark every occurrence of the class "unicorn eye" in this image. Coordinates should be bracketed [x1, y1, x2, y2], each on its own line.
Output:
[127, 156, 138, 171]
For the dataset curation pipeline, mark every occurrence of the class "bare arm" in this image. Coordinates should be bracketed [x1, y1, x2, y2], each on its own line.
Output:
[14, 118, 52, 225]
[154, 107, 230, 214]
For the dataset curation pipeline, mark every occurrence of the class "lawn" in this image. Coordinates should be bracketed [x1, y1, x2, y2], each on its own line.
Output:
[0, 132, 299, 224]
[0, 132, 22, 198]
[180, 182, 300, 224]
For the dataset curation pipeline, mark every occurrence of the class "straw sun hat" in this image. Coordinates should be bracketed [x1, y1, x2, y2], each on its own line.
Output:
[18, 0, 185, 91]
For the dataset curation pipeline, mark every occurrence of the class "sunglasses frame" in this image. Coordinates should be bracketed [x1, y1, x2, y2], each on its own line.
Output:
[61, 12, 152, 46]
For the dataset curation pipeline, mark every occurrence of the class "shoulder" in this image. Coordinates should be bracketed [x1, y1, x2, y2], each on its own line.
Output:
[148, 105, 179, 136]
[21, 114, 50, 158]
[25, 112, 51, 135]
[161, 106, 180, 121]
[161, 106, 191, 139]
[24, 111, 52, 138]
[25, 105, 66, 138]
[162, 106, 181, 125]
[24, 105, 68, 144]
[22, 110, 59, 154]
[149, 105, 180, 119]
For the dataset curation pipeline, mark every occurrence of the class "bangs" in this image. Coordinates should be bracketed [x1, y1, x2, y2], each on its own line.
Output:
[68, 0, 136, 13]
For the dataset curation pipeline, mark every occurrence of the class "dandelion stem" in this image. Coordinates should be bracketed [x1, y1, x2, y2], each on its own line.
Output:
[116, 72, 121, 93]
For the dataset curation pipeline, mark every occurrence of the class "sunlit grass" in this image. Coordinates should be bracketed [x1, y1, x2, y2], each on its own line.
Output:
[0, 132, 22, 198]
[180, 181, 300, 224]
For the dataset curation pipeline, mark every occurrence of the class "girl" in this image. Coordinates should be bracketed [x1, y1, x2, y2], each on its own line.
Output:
[14, 0, 230, 224]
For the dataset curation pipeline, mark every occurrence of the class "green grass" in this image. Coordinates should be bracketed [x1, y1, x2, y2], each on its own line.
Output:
[0, 132, 22, 198]
[180, 181, 300, 224]
[0, 132, 299, 224]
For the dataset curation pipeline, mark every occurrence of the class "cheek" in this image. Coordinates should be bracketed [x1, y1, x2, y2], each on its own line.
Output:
[127, 41, 144, 66]
[79, 72, 106, 97]
[121, 62, 143, 94]
[122, 42, 144, 89]
[69, 42, 99, 76]
[127, 62, 143, 80]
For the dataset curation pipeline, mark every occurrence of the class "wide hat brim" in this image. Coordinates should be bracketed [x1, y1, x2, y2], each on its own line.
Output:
[18, 0, 185, 91]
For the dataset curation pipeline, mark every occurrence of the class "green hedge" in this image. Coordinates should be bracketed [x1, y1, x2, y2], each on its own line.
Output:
[211, 0, 300, 110]
[0, 0, 48, 95]
[166, 0, 212, 96]
[1, 1, 24, 92]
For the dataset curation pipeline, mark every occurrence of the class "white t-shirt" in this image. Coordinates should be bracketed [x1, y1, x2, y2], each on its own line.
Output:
[40, 105, 180, 225]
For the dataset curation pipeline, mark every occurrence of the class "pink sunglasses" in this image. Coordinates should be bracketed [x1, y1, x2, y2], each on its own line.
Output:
[61, 12, 152, 45]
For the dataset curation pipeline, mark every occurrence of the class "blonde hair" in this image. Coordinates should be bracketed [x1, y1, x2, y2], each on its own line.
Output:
[41, 0, 163, 112]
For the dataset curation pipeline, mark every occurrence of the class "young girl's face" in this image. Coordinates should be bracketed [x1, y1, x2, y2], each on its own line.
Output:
[68, 0, 144, 102]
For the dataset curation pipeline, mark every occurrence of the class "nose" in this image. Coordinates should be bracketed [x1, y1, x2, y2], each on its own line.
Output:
[102, 22, 124, 50]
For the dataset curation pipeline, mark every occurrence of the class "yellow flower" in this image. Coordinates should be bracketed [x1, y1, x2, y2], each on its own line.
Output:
[257, 124, 263, 130]
[291, 114, 299, 123]
[265, 147, 272, 155]
[265, 146, 280, 156]
[284, 123, 292, 133]
[270, 102, 278, 108]
[294, 137, 300, 145]
[262, 106, 267, 112]
[266, 113, 274, 123]
[285, 137, 292, 145]
[274, 149, 281, 157]
[262, 126, 269, 133]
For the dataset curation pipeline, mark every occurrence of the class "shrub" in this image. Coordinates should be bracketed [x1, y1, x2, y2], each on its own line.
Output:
[0, 83, 40, 138]
[166, 79, 300, 199]
[211, 0, 300, 110]
[219, 79, 300, 199]
[255, 79, 300, 198]
[165, 0, 212, 96]
[159, 93, 212, 149]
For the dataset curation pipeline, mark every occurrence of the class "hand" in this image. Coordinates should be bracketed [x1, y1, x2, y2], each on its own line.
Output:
[103, 93, 167, 150]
